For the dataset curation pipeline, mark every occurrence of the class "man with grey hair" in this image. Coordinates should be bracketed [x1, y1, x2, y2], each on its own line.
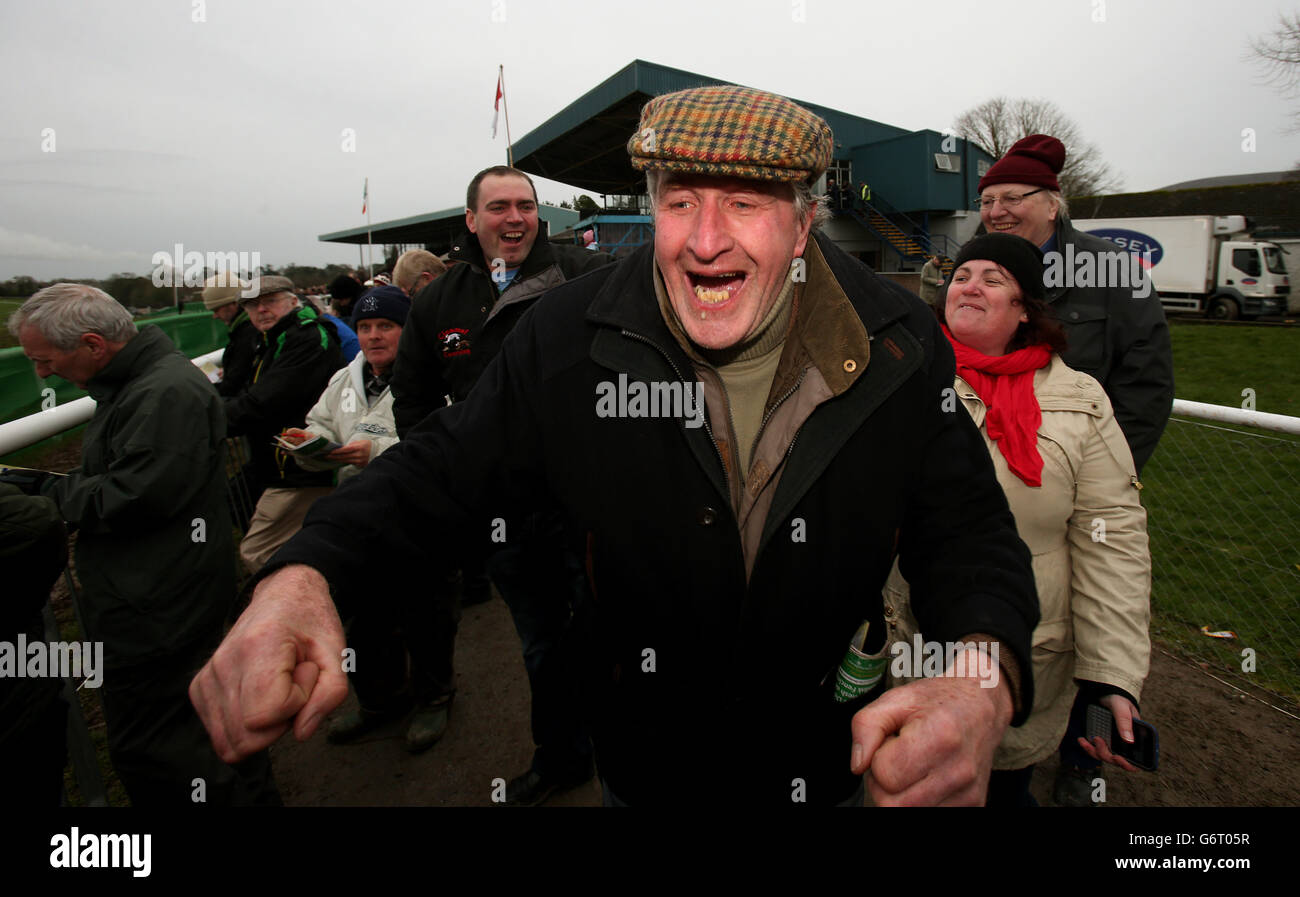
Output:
[391, 249, 447, 296]
[192, 87, 1037, 806]
[7, 284, 279, 805]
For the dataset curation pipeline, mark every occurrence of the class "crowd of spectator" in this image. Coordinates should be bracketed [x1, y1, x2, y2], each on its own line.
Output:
[2, 92, 1169, 807]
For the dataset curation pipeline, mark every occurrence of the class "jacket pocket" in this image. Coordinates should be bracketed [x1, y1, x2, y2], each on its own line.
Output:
[1059, 307, 1108, 373]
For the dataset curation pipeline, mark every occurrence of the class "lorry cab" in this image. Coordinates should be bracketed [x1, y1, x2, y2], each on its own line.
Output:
[1215, 241, 1290, 320]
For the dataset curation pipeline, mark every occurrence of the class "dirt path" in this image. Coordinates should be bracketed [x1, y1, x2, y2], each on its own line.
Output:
[269, 594, 601, 807]
[269, 594, 1299, 807]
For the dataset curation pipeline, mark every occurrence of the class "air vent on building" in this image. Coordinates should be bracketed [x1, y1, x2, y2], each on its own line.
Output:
[934, 153, 961, 173]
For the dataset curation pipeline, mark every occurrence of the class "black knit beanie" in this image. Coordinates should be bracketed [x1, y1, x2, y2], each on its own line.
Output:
[952, 234, 1046, 301]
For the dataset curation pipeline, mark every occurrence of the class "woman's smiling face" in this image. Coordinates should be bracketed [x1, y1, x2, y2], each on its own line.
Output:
[945, 259, 1029, 356]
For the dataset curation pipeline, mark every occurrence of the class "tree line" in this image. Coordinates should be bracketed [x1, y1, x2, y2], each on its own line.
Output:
[0, 263, 362, 308]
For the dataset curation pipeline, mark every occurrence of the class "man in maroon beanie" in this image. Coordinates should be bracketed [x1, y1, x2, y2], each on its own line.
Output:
[976, 134, 1173, 474]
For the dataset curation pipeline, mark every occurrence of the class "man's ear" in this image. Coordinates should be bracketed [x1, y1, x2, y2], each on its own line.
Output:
[793, 201, 816, 259]
[465, 208, 478, 234]
[82, 333, 109, 358]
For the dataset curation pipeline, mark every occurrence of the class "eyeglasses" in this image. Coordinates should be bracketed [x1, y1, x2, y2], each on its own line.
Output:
[975, 188, 1045, 210]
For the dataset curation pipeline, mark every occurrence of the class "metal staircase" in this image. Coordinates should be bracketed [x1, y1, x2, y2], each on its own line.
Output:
[831, 189, 959, 273]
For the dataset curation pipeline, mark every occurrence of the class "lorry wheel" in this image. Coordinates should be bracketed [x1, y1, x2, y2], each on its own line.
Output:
[1208, 296, 1239, 320]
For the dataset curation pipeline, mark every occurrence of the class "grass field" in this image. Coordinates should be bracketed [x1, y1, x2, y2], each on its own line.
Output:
[0, 298, 24, 349]
[1167, 319, 1300, 417]
[1149, 319, 1300, 702]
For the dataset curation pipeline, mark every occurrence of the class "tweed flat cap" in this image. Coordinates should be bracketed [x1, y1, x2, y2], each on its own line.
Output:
[241, 274, 296, 303]
[628, 85, 833, 184]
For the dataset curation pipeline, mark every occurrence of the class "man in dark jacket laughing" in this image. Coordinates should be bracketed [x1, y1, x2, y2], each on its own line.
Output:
[192, 88, 1038, 806]
[389, 165, 613, 804]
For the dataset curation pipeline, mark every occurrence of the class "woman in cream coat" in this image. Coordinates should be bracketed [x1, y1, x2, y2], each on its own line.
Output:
[884, 234, 1151, 806]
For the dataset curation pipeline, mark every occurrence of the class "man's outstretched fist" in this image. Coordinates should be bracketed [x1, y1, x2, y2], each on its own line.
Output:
[189, 564, 350, 764]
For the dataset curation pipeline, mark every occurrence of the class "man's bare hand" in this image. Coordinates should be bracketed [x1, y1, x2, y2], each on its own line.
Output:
[849, 646, 1013, 806]
[189, 564, 349, 764]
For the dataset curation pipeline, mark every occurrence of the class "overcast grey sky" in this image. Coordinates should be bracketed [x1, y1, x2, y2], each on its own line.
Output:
[1, 0, 1296, 280]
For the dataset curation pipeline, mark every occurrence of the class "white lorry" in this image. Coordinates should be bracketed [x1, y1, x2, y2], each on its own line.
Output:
[1072, 215, 1290, 320]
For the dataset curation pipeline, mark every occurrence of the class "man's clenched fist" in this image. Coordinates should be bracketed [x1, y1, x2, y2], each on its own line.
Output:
[189, 564, 350, 763]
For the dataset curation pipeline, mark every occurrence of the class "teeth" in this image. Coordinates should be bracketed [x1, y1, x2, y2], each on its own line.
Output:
[694, 285, 730, 304]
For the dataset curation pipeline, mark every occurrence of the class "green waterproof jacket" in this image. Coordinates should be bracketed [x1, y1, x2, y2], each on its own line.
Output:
[43, 326, 235, 670]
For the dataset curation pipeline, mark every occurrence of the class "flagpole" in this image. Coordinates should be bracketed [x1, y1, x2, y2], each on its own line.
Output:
[501, 64, 513, 168]
[364, 176, 373, 279]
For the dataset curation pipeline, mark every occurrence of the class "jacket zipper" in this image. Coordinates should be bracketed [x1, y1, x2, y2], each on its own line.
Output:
[749, 364, 810, 465]
[619, 329, 731, 495]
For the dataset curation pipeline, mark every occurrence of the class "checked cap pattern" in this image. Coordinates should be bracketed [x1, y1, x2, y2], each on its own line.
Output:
[627, 85, 833, 184]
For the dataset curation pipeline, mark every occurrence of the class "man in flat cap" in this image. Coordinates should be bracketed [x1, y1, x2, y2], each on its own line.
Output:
[223, 275, 343, 573]
[192, 86, 1037, 806]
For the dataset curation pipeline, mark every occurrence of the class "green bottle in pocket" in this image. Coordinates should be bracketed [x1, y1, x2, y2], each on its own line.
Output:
[833, 621, 889, 703]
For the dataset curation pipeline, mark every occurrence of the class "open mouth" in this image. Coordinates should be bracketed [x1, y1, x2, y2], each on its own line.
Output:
[499, 231, 525, 248]
[989, 222, 1019, 232]
[687, 271, 745, 305]
[956, 302, 985, 312]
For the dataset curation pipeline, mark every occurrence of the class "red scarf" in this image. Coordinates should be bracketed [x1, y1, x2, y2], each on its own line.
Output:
[942, 325, 1052, 487]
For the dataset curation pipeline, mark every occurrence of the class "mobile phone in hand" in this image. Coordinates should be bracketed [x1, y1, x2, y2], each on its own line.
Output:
[1085, 703, 1159, 772]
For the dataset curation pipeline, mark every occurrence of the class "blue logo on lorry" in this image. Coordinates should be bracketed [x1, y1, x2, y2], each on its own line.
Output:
[1085, 229, 1163, 268]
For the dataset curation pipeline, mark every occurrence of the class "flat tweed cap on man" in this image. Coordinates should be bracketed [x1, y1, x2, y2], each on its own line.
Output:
[242, 275, 296, 302]
[627, 85, 833, 184]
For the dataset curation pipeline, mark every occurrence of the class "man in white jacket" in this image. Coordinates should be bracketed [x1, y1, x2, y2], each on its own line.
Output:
[286, 286, 461, 753]
[288, 286, 405, 484]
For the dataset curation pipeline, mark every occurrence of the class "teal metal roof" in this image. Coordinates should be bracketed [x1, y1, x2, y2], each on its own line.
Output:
[318, 60, 978, 248]
[513, 59, 908, 196]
